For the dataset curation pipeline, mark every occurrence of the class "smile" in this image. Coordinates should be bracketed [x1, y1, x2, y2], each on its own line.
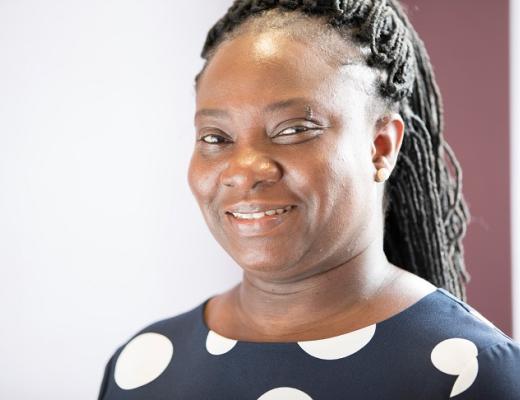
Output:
[224, 205, 297, 237]
[229, 205, 294, 220]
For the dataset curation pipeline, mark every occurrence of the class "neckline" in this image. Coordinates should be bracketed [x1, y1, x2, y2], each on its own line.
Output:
[198, 287, 443, 345]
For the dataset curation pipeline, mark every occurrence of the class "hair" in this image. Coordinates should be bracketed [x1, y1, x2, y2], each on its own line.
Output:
[195, 0, 471, 300]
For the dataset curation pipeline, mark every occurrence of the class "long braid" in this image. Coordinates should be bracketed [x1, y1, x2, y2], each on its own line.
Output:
[197, 0, 471, 300]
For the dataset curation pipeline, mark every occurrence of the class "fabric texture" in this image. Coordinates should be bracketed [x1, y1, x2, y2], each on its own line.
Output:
[98, 288, 520, 399]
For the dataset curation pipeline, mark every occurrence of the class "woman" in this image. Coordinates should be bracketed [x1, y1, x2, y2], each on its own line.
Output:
[98, 1, 520, 398]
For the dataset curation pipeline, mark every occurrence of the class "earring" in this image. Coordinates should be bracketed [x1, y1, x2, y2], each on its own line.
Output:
[375, 168, 390, 183]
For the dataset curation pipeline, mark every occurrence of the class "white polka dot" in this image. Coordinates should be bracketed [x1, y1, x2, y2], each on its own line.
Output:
[431, 338, 479, 397]
[205, 330, 238, 355]
[297, 324, 376, 360]
[451, 358, 479, 398]
[257, 387, 313, 400]
[114, 332, 173, 390]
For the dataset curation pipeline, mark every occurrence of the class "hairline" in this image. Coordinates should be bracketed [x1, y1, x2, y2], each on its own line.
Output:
[195, 9, 400, 120]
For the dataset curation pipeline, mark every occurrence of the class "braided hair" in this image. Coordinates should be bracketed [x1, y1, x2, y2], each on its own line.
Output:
[195, 0, 471, 300]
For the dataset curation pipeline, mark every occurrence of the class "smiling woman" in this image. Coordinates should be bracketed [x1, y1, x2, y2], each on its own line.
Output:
[98, 1, 520, 399]
[191, 28, 396, 278]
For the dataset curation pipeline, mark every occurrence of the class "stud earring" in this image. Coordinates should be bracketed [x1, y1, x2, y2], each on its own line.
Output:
[375, 168, 390, 183]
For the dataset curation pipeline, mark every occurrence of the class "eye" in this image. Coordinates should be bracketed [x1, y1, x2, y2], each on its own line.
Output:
[274, 123, 324, 139]
[199, 134, 229, 145]
[276, 126, 312, 136]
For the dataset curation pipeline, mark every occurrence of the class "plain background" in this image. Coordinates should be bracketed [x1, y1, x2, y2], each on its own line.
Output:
[0, 1, 517, 399]
[513, 0, 520, 339]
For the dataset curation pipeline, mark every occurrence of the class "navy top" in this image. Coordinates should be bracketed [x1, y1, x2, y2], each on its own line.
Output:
[98, 288, 520, 399]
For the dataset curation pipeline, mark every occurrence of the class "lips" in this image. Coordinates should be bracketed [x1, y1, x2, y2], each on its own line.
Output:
[227, 205, 294, 219]
[225, 202, 297, 214]
[223, 204, 297, 237]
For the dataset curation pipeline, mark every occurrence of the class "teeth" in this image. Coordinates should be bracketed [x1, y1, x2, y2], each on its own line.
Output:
[231, 206, 293, 220]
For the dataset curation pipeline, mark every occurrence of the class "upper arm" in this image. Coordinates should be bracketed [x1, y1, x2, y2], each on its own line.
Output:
[454, 341, 520, 399]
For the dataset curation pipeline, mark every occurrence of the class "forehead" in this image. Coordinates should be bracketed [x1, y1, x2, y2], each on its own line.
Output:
[196, 30, 379, 117]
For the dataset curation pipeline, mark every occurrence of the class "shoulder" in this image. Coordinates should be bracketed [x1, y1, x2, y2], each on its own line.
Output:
[421, 288, 515, 348]
[458, 340, 520, 399]
[118, 299, 208, 354]
[98, 300, 208, 399]
[111, 300, 207, 350]
[398, 288, 520, 399]
[136, 301, 206, 339]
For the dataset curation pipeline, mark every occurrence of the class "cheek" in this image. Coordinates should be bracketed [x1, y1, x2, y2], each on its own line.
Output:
[323, 139, 373, 220]
[187, 153, 220, 206]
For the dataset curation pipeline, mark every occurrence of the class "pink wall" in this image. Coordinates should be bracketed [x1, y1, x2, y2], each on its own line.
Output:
[400, 0, 511, 334]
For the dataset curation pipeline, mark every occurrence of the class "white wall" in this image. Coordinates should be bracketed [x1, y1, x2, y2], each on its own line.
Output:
[0, 1, 239, 399]
[512, 0, 520, 340]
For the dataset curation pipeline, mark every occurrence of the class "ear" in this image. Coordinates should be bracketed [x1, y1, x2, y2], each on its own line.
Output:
[371, 113, 405, 175]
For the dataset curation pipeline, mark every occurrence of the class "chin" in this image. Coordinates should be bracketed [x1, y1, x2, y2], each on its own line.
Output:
[231, 251, 296, 276]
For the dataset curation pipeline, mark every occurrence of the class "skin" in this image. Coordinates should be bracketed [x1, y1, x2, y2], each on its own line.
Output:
[188, 28, 436, 342]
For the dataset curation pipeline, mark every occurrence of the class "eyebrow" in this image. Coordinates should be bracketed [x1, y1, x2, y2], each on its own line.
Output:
[264, 97, 314, 113]
[194, 97, 315, 121]
[194, 108, 229, 120]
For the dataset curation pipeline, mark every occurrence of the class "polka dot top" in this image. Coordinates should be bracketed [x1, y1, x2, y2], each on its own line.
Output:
[98, 288, 520, 399]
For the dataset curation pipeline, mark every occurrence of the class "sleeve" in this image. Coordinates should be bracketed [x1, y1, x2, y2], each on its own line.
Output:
[455, 341, 520, 399]
[97, 354, 115, 400]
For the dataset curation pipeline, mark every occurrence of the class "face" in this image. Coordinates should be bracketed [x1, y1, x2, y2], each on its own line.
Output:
[188, 29, 390, 281]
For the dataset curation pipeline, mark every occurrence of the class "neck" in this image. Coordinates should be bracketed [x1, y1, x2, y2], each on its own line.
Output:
[230, 238, 398, 339]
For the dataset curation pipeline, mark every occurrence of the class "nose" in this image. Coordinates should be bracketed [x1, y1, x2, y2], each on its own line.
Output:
[220, 149, 282, 191]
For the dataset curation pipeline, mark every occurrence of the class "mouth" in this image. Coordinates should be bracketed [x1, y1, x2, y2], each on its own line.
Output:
[226, 205, 295, 220]
[224, 205, 297, 237]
